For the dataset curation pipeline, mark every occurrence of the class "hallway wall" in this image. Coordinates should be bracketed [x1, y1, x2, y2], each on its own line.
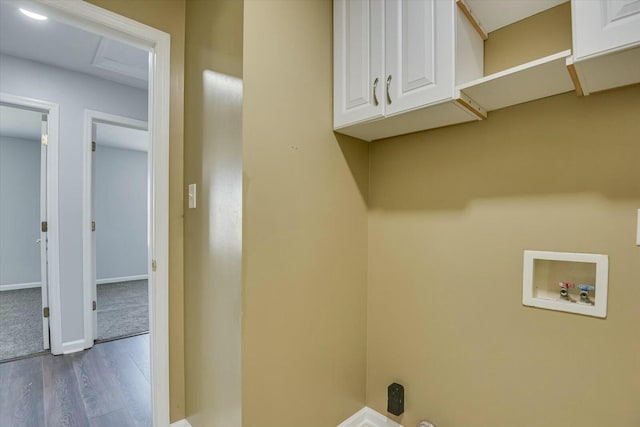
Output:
[94, 146, 148, 282]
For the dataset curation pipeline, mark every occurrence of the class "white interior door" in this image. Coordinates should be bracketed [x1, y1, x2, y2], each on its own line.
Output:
[39, 113, 50, 350]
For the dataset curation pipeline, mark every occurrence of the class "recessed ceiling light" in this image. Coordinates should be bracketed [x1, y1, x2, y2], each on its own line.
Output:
[19, 8, 48, 21]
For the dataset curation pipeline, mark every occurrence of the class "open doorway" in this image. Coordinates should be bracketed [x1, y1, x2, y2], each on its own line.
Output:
[90, 117, 150, 342]
[0, 0, 170, 424]
[0, 103, 51, 361]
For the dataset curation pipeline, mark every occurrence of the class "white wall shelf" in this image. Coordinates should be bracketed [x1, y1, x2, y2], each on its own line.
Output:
[463, 0, 567, 33]
[457, 49, 575, 112]
[523, 250, 609, 318]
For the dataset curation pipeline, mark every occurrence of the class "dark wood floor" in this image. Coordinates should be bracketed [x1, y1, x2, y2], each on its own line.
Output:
[0, 334, 151, 427]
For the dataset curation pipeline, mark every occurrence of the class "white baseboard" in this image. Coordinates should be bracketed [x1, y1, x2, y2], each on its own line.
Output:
[96, 274, 148, 285]
[61, 339, 86, 355]
[170, 420, 193, 427]
[0, 281, 41, 291]
[337, 407, 404, 427]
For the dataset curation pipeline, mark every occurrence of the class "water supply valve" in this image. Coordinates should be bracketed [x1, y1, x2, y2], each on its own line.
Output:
[558, 282, 575, 300]
[578, 284, 595, 305]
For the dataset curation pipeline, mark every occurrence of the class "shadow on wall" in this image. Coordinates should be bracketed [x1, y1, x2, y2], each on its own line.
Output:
[368, 85, 640, 212]
[335, 133, 370, 205]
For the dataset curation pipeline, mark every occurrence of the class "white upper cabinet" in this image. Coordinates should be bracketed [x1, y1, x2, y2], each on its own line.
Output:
[334, 0, 483, 141]
[334, 1, 640, 141]
[384, 0, 454, 115]
[334, 0, 384, 128]
[572, 0, 640, 59]
[571, 0, 640, 94]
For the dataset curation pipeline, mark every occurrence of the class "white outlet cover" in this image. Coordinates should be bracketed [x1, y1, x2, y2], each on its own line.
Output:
[636, 209, 640, 246]
[188, 183, 197, 209]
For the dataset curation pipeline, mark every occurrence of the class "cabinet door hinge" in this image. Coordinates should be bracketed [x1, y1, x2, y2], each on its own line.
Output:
[41, 134, 48, 146]
[43, 307, 50, 318]
[152, 260, 157, 272]
[92, 141, 96, 152]
[91, 221, 96, 232]
[41, 221, 48, 232]
[92, 300, 97, 311]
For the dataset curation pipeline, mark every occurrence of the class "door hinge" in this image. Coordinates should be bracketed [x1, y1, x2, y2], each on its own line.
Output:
[92, 141, 96, 152]
[91, 221, 96, 232]
[43, 307, 50, 318]
[92, 300, 97, 311]
[41, 221, 48, 232]
[41, 134, 48, 146]
[152, 260, 157, 272]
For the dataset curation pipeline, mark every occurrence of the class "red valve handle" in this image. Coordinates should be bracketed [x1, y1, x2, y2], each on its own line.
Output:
[558, 282, 576, 289]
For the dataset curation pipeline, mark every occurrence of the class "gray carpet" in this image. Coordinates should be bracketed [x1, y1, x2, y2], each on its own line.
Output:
[0, 287, 44, 361]
[97, 280, 149, 341]
[0, 280, 149, 361]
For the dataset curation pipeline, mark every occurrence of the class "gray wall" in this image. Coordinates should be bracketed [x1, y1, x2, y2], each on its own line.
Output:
[0, 54, 147, 344]
[95, 145, 148, 281]
[0, 136, 41, 286]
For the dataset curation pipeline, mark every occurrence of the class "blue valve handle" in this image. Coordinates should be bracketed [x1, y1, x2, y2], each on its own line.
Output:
[578, 284, 595, 292]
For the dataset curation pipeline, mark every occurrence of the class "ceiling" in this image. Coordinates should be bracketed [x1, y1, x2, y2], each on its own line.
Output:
[465, 0, 568, 33]
[0, 1, 148, 89]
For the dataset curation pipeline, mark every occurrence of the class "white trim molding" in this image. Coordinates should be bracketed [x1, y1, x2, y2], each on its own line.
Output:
[170, 420, 193, 427]
[18, 1, 172, 426]
[0, 282, 41, 291]
[61, 339, 86, 355]
[96, 274, 148, 285]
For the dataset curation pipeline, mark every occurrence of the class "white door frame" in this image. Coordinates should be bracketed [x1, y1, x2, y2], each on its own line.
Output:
[13, 1, 172, 425]
[0, 92, 62, 355]
[83, 110, 148, 342]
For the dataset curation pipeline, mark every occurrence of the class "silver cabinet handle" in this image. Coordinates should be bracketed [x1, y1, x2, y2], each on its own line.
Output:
[386, 75, 392, 104]
[372, 77, 379, 106]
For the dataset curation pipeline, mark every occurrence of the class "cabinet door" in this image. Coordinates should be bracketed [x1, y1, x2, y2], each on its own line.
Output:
[573, 0, 640, 59]
[334, 0, 384, 128]
[384, 0, 454, 116]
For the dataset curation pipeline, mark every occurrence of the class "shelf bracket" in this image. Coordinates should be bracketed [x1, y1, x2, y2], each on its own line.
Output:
[456, 0, 488, 41]
[565, 55, 585, 97]
[455, 90, 487, 120]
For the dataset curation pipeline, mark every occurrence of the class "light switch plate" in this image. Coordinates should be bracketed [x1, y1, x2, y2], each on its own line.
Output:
[188, 183, 196, 209]
[637, 209, 640, 246]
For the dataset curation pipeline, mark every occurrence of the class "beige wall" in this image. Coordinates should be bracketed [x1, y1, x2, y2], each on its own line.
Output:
[242, 0, 369, 426]
[484, 2, 571, 74]
[367, 85, 640, 426]
[183, 0, 243, 426]
[85, 0, 186, 422]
